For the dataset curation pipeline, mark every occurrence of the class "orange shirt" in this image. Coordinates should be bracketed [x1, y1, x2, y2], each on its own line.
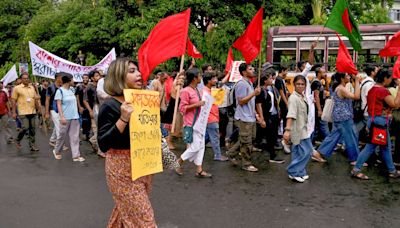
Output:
[203, 86, 219, 123]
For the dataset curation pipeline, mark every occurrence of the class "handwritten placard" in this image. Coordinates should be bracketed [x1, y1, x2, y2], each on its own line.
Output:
[229, 61, 245, 82]
[123, 89, 163, 181]
[193, 93, 214, 135]
[211, 88, 225, 106]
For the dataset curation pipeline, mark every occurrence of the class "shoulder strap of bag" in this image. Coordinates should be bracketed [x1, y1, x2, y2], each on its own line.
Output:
[360, 80, 373, 111]
[191, 88, 201, 127]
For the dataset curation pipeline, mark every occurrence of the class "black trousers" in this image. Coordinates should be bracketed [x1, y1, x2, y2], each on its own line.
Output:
[256, 114, 279, 159]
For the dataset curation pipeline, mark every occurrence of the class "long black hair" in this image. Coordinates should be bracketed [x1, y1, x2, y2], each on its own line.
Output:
[331, 72, 346, 91]
[375, 68, 392, 84]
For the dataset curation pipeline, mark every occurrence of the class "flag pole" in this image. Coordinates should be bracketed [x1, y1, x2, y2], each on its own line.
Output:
[171, 54, 185, 134]
[257, 41, 262, 87]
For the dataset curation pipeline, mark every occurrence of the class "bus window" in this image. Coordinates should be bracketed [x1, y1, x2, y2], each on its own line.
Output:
[326, 49, 354, 72]
[273, 50, 296, 70]
[300, 49, 324, 66]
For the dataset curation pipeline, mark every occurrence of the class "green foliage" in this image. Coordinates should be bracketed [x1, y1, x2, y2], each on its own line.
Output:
[359, 4, 391, 24]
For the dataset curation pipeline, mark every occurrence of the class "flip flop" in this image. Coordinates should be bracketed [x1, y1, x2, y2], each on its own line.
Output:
[52, 150, 62, 160]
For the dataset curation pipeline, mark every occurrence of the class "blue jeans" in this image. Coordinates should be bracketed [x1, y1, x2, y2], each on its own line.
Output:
[312, 117, 330, 141]
[205, 122, 222, 159]
[287, 138, 312, 177]
[318, 119, 359, 161]
[354, 116, 396, 172]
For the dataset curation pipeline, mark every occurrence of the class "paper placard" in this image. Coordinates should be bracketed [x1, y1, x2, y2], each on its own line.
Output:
[229, 61, 245, 82]
[124, 89, 163, 181]
[193, 92, 214, 135]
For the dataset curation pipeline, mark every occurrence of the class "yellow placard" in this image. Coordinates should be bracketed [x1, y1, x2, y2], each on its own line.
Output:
[123, 89, 163, 181]
[211, 88, 225, 106]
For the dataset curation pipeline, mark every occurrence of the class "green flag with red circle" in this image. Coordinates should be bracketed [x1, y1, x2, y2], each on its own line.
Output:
[325, 0, 362, 51]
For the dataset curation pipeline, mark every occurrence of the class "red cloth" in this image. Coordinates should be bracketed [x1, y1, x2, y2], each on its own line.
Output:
[379, 31, 400, 57]
[336, 34, 358, 75]
[138, 9, 191, 82]
[367, 86, 391, 116]
[164, 76, 173, 102]
[393, 57, 400, 79]
[187, 38, 203, 58]
[0, 91, 9, 115]
[233, 8, 263, 63]
[225, 48, 234, 74]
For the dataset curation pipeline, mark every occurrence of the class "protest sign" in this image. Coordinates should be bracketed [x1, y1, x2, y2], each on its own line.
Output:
[229, 61, 245, 82]
[29, 41, 116, 82]
[124, 89, 163, 181]
[211, 88, 225, 106]
[1, 65, 18, 86]
[18, 63, 29, 75]
[193, 92, 214, 135]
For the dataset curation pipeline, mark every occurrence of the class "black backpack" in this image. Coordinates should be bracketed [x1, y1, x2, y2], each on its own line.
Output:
[353, 80, 373, 122]
[227, 82, 238, 117]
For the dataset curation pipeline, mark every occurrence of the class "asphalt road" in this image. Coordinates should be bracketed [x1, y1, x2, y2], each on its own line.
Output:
[1, 122, 400, 228]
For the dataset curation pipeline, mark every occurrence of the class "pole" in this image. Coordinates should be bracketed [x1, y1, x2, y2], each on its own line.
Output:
[257, 42, 262, 87]
[171, 54, 185, 134]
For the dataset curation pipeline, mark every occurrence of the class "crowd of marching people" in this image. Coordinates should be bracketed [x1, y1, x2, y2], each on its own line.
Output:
[1, 45, 400, 225]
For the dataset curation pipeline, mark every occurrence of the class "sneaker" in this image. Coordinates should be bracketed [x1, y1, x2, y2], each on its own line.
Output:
[281, 140, 291, 154]
[269, 158, 285, 164]
[7, 138, 14, 144]
[288, 175, 305, 183]
[302, 175, 310, 180]
[242, 165, 258, 172]
[214, 155, 229, 162]
[394, 162, 400, 167]
[49, 141, 56, 147]
[73, 157, 85, 162]
[30, 145, 39, 152]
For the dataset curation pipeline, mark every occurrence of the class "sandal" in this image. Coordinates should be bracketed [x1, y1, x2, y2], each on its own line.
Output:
[195, 170, 212, 178]
[351, 170, 369, 180]
[175, 167, 183, 176]
[388, 170, 400, 178]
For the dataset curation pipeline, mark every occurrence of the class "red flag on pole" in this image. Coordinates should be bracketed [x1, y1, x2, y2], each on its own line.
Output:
[379, 31, 400, 57]
[138, 9, 191, 82]
[225, 48, 234, 73]
[336, 34, 358, 75]
[232, 8, 263, 63]
[393, 57, 400, 79]
[187, 38, 203, 58]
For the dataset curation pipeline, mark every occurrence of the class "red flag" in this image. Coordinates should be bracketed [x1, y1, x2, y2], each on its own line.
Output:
[225, 48, 234, 73]
[379, 31, 400, 57]
[336, 34, 358, 75]
[187, 38, 203, 58]
[233, 8, 263, 63]
[139, 9, 191, 82]
[393, 57, 400, 79]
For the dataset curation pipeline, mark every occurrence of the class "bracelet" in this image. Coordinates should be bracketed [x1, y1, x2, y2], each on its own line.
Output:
[119, 118, 129, 124]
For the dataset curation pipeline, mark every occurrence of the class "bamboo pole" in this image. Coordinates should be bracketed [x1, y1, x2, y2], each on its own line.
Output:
[171, 54, 185, 134]
[257, 42, 262, 87]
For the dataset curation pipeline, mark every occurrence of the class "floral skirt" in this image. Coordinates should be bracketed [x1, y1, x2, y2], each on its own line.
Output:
[105, 149, 156, 228]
